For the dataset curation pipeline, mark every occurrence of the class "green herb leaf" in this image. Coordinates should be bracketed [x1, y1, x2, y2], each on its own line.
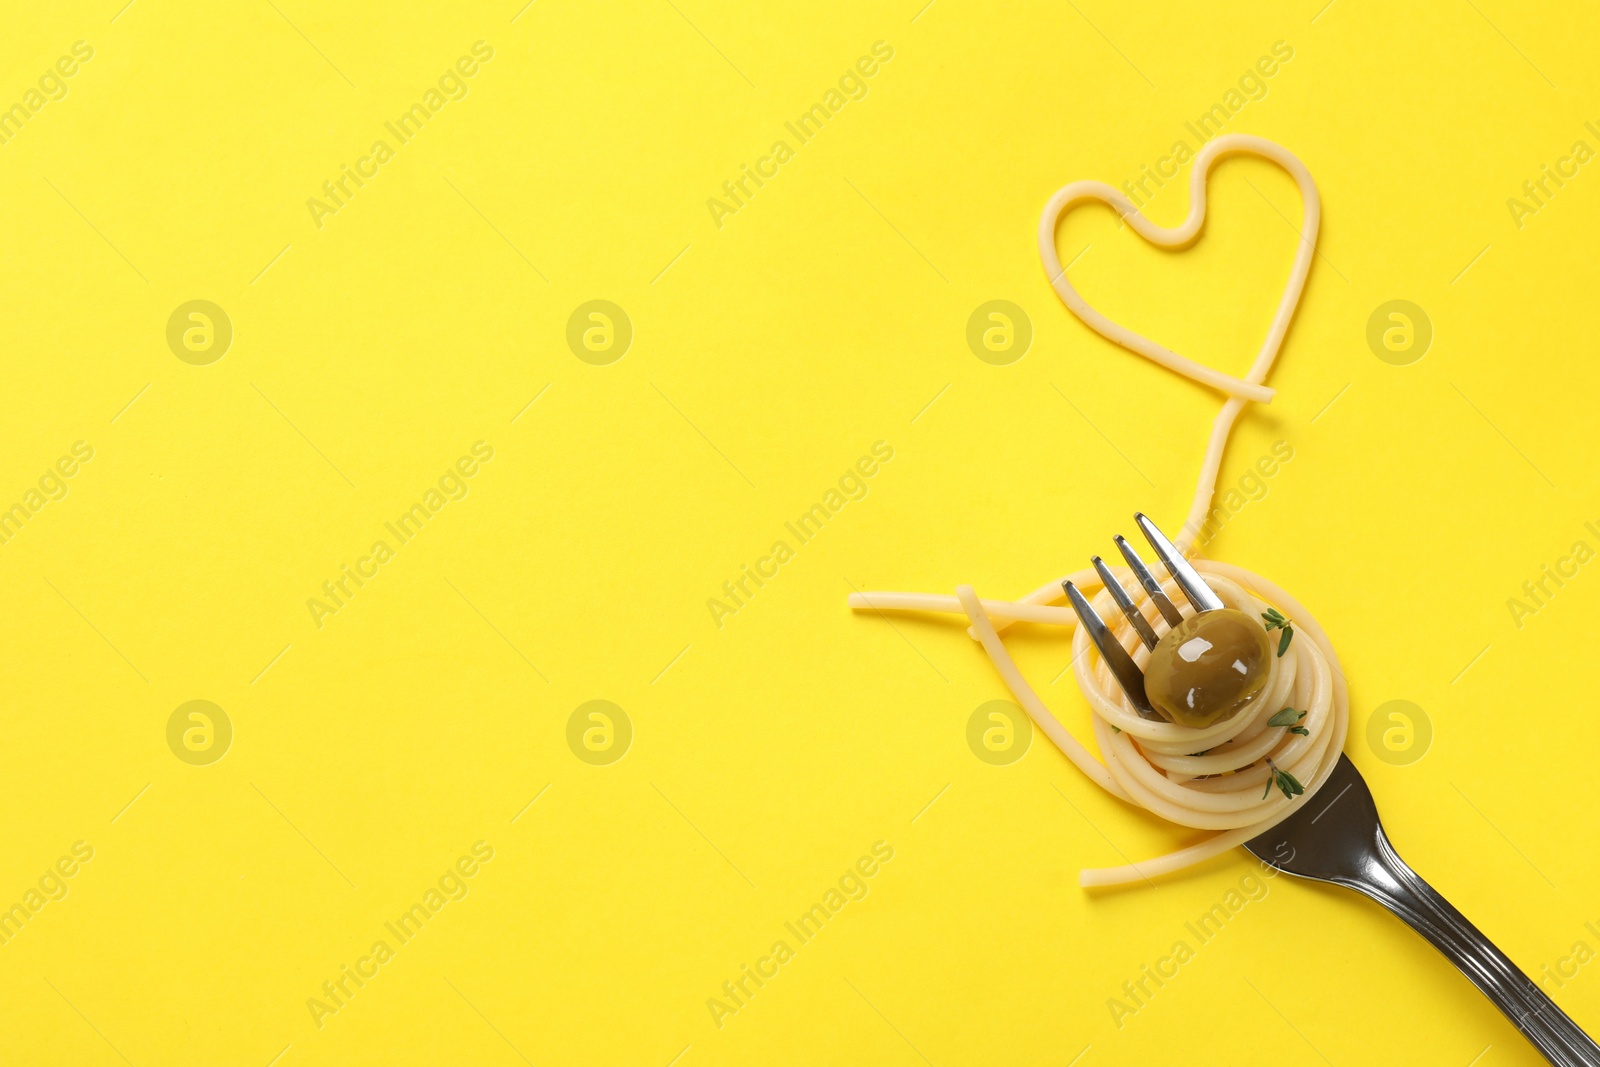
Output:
[1110, 725, 1121, 733]
[1264, 759, 1306, 800]
[1261, 609, 1295, 656]
[1288, 726, 1310, 736]
[1267, 708, 1304, 727]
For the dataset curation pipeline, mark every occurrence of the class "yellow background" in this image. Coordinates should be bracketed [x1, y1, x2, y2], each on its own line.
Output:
[3, 0, 1599, 1063]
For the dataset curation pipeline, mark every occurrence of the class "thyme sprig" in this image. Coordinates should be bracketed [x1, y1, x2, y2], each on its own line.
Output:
[1261, 608, 1295, 657]
[1262, 757, 1306, 800]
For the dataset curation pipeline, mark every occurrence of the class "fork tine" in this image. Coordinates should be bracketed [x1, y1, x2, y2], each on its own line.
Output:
[1134, 513, 1224, 613]
[1062, 581, 1163, 720]
[1112, 536, 1184, 627]
[1091, 556, 1159, 650]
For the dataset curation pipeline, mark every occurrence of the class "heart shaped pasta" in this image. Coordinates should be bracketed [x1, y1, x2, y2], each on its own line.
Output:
[1037, 133, 1321, 406]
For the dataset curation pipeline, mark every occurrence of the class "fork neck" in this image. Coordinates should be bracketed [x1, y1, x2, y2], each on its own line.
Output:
[1342, 828, 1600, 1066]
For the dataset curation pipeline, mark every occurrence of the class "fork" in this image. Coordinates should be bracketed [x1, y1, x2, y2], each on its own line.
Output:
[1066, 514, 1600, 1066]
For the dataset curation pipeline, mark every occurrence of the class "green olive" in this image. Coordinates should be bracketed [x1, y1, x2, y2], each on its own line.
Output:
[1143, 608, 1272, 728]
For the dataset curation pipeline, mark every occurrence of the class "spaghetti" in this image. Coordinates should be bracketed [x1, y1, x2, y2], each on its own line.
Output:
[848, 134, 1349, 887]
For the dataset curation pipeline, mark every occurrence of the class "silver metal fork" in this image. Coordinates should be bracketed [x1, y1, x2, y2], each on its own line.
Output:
[1063, 513, 1220, 722]
[1066, 514, 1600, 1066]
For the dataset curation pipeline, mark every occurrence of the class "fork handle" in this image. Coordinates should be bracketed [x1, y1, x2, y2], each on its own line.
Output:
[1349, 831, 1600, 1066]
